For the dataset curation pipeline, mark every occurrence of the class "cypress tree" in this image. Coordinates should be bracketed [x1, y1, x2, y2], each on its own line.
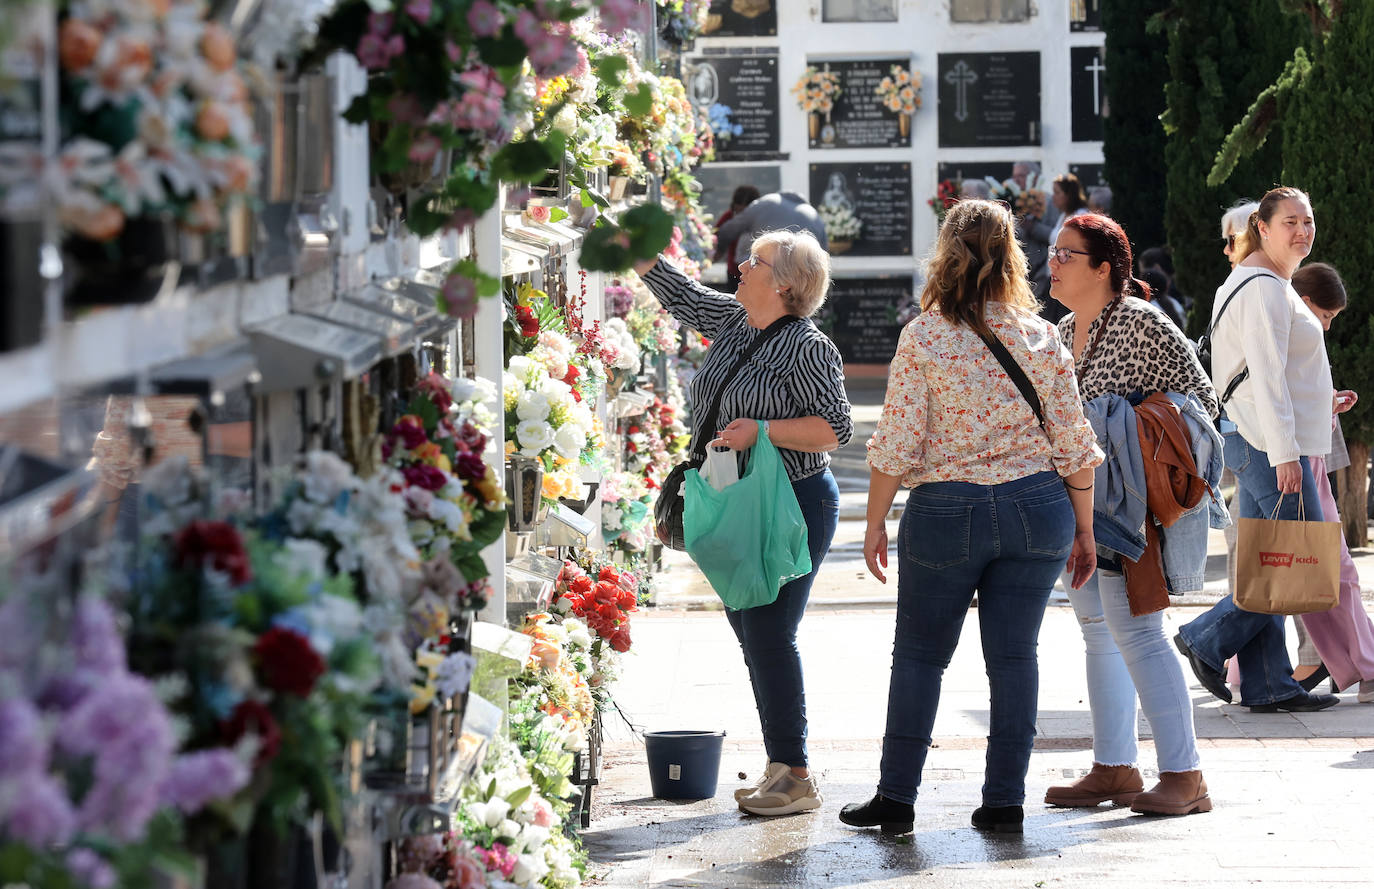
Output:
[1157, 0, 1301, 335]
[1101, 0, 1169, 252]
[1280, 1, 1374, 541]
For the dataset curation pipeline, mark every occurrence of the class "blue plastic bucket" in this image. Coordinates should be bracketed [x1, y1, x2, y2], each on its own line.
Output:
[644, 730, 726, 800]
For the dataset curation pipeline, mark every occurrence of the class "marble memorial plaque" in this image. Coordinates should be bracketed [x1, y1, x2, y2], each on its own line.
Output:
[937, 52, 1041, 148]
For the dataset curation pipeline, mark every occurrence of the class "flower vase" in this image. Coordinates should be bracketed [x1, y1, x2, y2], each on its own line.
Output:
[808, 113, 820, 140]
[609, 176, 630, 202]
[505, 455, 544, 532]
[898, 112, 911, 138]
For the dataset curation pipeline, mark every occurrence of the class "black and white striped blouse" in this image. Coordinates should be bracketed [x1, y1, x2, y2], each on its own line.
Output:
[641, 258, 853, 481]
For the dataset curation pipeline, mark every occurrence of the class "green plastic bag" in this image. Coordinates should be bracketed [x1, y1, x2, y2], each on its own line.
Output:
[683, 421, 812, 610]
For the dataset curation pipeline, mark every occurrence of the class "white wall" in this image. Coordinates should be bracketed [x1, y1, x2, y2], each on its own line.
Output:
[694, 0, 1106, 276]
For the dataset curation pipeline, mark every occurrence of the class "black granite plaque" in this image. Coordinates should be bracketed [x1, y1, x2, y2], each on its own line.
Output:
[695, 165, 782, 221]
[1069, 163, 1107, 189]
[809, 162, 912, 257]
[1071, 46, 1107, 142]
[937, 52, 1041, 148]
[817, 276, 916, 364]
[809, 58, 913, 150]
[687, 55, 780, 156]
[822, 0, 898, 22]
[1070, 0, 1102, 32]
[937, 162, 1015, 189]
[703, 0, 776, 37]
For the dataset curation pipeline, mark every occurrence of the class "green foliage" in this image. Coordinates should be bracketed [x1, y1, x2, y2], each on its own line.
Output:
[1158, 0, 1303, 335]
[623, 83, 655, 118]
[1102, 0, 1171, 250]
[1208, 48, 1312, 186]
[579, 203, 676, 272]
[1282, 0, 1374, 442]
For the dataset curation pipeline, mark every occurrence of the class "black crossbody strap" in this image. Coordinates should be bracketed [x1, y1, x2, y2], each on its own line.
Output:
[1207, 272, 1277, 405]
[688, 314, 801, 460]
[978, 327, 1048, 437]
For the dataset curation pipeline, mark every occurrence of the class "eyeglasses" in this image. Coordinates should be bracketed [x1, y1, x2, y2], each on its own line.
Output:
[747, 254, 773, 270]
[1051, 247, 1091, 263]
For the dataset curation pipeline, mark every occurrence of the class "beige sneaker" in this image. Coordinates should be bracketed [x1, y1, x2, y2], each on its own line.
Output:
[734, 762, 789, 802]
[738, 769, 822, 816]
[1358, 680, 1374, 703]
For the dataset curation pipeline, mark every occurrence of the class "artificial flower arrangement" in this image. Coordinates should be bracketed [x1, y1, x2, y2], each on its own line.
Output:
[383, 372, 508, 596]
[123, 457, 381, 839]
[817, 202, 862, 241]
[624, 300, 680, 358]
[656, 0, 712, 48]
[49, 0, 260, 243]
[987, 172, 1047, 219]
[604, 278, 635, 318]
[0, 593, 249, 889]
[791, 65, 842, 115]
[517, 613, 597, 745]
[552, 560, 637, 658]
[928, 178, 958, 224]
[599, 469, 654, 553]
[706, 102, 742, 143]
[874, 63, 921, 115]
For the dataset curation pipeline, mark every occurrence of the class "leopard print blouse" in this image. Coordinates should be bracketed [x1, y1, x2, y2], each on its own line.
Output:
[1058, 296, 1219, 418]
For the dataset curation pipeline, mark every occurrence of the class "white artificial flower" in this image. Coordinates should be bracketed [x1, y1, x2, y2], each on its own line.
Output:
[279, 538, 328, 580]
[428, 497, 470, 538]
[601, 503, 623, 532]
[552, 424, 586, 460]
[516, 420, 554, 455]
[516, 390, 550, 422]
[498, 818, 521, 841]
[507, 355, 536, 385]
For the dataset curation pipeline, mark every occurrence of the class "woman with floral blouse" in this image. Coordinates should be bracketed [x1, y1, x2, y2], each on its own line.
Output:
[839, 200, 1103, 836]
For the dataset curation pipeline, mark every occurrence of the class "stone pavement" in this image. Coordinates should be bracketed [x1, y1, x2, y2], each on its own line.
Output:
[580, 377, 1374, 887]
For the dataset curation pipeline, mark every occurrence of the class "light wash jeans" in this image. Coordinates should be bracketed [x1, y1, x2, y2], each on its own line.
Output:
[1065, 570, 1201, 773]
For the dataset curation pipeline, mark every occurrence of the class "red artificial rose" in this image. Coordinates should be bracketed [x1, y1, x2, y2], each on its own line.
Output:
[562, 365, 580, 386]
[569, 575, 592, 594]
[415, 372, 454, 413]
[174, 520, 253, 585]
[598, 566, 618, 583]
[402, 463, 448, 491]
[617, 588, 637, 610]
[645, 477, 658, 490]
[596, 601, 622, 622]
[220, 699, 281, 766]
[627, 426, 639, 435]
[609, 629, 632, 653]
[254, 627, 326, 698]
[593, 580, 621, 602]
[516, 305, 539, 338]
[390, 417, 428, 450]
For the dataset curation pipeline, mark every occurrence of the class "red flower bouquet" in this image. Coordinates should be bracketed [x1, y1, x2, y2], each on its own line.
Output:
[253, 627, 326, 698]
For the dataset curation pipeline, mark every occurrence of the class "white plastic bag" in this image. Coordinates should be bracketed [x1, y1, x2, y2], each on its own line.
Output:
[700, 445, 739, 492]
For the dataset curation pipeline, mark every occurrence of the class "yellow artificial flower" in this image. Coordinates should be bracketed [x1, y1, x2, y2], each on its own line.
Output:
[410, 682, 436, 714]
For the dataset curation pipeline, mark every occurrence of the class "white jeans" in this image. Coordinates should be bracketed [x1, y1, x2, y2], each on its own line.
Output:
[1065, 570, 1201, 773]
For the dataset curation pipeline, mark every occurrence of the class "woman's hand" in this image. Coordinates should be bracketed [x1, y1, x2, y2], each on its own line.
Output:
[1335, 389, 1358, 414]
[1065, 528, 1096, 590]
[711, 418, 760, 451]
[1275, 460, 1303, 495]
[864, 524, 889, 584]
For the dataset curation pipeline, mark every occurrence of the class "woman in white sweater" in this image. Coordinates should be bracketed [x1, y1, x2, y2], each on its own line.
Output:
[1174, 187, 1340, 714]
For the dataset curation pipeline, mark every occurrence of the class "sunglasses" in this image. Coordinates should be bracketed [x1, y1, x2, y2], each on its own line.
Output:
[1051, 247, 1091, 263]
[1224, 234, 1237, 249]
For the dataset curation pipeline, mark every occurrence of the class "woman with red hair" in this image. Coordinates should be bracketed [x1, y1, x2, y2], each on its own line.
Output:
[1042, 213, 1219, 817]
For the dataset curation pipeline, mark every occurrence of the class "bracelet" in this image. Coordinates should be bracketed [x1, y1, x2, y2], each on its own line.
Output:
[1063, 480, 1093, 491]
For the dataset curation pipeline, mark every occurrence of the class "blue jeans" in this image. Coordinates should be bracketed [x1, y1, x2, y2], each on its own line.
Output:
[725, 469, 839, 767]
[878, 471, 1073, 808]
[1065, 570, 1200, 773]
[1178, 432, 1318, 706]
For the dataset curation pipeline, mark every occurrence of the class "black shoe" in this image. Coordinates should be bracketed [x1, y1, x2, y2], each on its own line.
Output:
[1173, 633, 1232, 703]
[1297, 664, 1330, 692]
[1249, 692, 1339, 713]
[839, 793, 915, 835]
[971, 805, 1023, 834]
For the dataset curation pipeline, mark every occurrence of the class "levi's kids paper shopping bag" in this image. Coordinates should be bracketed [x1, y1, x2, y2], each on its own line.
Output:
[1234, 494, 1340, 615]
[682, 421, 811, 610]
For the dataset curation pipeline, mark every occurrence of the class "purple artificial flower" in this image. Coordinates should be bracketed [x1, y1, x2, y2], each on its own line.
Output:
[467, 0, 504, 37]
[4, 772, 76, 846]
[0, 697, 48, 777]
[60, 673, 175, 840]
[392, 418, 428, 450]
[161, 748, 250, 813]
[71, 597, 126, 675]
[405, 0, 432, 23]
[368, 12, 394, 34]
[357, 33, 391, 70]
[66, 848, 116, 889]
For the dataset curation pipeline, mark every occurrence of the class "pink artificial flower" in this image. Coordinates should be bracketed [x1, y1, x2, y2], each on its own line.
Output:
[404, 0, 432, 23]
[571, 46, 591, 80]
[526, 204, 551, 224]
[357, 33, 391, 69]
[467, 0, 504, 37]
[458, 65, 505, 98]
[387, 94, 423, 123]
[441, 273, 479, 319]
[385, 34, 405, 59]
[531, 796, 556, 828]
[446, 40, 463, 64]
[408, 132, 441, 165]
[403, 486, 435, 515]
[443, 208, 477, 234]
[451, 853, 485, 889]
[598, 0, 647, 34]
[368, 12, 393, 35]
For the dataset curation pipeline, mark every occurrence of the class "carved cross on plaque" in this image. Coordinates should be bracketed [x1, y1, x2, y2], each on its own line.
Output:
[1083, 52, 1105, 112]
[944, 60, 978, 123]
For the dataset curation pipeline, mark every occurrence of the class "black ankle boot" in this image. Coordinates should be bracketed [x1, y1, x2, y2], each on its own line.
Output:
[971, 805, 1023, 834]
[839, 793, 915, 835]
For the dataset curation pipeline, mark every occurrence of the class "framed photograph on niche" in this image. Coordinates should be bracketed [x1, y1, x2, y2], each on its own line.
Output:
[822, 0, 898, 22]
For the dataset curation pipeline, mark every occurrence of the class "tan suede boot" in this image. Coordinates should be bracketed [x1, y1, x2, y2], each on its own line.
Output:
[1130, 770, 1212, 816]
[1044, 763, 1145, 807]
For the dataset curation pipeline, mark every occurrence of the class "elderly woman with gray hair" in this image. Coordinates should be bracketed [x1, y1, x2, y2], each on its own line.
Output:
[634, 230, 853, 819]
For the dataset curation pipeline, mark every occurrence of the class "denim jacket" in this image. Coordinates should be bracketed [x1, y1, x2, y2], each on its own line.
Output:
[1082, 394, 1147, 562]
[1153, 392, 1231, 593]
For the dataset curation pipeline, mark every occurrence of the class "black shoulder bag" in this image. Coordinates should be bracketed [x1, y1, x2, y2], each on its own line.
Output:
[977, 327, 1048, 434]
[1196, 272, 1277, 409]
[654, 315, 800, 551]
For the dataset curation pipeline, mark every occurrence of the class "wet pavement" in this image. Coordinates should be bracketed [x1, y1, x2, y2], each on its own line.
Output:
[581, 377, 1374, 887]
